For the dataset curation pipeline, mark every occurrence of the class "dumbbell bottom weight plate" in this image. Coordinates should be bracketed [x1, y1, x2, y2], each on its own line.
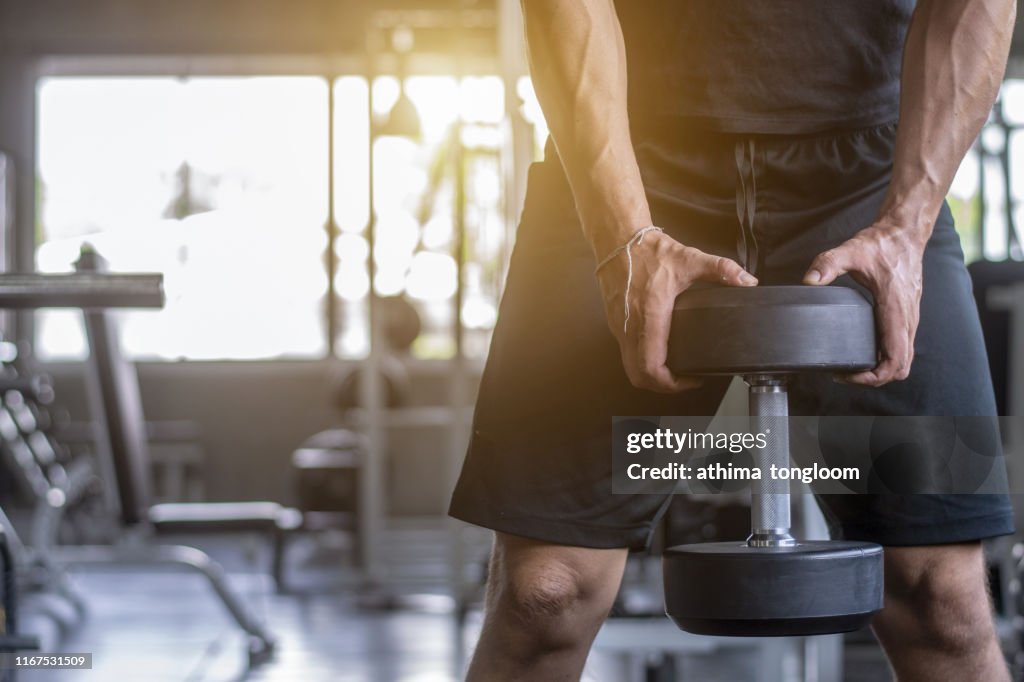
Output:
[663, 540, 883, 636]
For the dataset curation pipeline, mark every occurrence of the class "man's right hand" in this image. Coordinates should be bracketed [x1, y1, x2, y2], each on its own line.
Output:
[595, 230, 757, 393]
[520, 1, 756, 392]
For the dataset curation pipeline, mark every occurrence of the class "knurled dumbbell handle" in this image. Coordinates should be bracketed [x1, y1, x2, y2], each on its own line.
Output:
[747, 377, 795, 547]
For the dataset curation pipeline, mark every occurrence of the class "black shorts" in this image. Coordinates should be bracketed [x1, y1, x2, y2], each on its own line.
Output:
[449, 122, 1015, 551]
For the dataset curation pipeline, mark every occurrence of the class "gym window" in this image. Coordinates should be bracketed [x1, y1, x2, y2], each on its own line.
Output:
[34, 73, 510, 362]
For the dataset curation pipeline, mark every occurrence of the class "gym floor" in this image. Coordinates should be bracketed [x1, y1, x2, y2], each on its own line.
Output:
[17, 528, 893, 682]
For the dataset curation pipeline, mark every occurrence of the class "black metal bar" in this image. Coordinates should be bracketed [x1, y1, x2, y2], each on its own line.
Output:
[0, 376, 47, 399]
[0, 153, 14, 344]
[0, 273, 164, 309]
[4, 60, 41, 347]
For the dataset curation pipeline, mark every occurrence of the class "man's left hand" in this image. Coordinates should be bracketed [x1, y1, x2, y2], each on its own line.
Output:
[803, 220, 928, 387]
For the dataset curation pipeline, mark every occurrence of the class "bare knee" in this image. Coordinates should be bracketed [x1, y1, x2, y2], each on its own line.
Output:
[503, 562, 587, 632]
[485, 534, 626, 653]
[882, 573, 991, 655]
[876, 544, 996, 657]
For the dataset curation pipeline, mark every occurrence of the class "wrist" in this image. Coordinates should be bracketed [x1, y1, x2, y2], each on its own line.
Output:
[876, 195, 940, 248]
[594, 225, 664, 275]
[879, 166, 948, 241]
[586, 214, 655, 263]
[574, 178, 653, 261]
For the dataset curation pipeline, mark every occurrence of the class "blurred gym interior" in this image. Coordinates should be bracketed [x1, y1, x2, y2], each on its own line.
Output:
[0, 1, 1023, 681]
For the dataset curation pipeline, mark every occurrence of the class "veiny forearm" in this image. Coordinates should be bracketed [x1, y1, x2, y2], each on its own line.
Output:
[521, 0, 651, 260]
[884, 0, 1015, 240]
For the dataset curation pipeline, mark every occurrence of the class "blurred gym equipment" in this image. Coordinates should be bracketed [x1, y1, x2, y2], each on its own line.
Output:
[0, 247, 166, 675]
[0, 359, 99, 614]
[47, 247, 299, 666]
[0, 523, 40, 682]
[283, 428, 364, 591]
[0, 273, 162, 310]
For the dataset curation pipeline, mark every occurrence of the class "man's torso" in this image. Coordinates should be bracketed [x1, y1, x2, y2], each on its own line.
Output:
[615, 0, 915, 134]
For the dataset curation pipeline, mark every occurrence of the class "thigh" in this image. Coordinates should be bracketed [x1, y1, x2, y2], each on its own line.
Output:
[799, 209, 1012, 543]
[790, 203, 998, 418]
[450, 148, 733, 551]
[748, 123, 1015, 543]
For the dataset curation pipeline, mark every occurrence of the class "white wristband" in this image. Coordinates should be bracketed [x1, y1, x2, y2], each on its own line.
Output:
[594, 225, 663, 334]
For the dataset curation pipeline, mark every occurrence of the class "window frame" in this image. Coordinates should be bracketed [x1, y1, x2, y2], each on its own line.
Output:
[29, 53, 506, 365]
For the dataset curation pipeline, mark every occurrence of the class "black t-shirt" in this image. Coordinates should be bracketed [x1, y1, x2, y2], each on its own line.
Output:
[615, 0, 914, 134]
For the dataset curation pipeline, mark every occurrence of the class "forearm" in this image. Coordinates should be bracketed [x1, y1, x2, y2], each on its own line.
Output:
[883, 0, 1015, 241]
[521, 0, 650, 260]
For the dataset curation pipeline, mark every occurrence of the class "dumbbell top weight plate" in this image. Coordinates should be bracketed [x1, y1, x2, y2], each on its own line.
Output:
[667, 285, 876, 375]
[663, 540, 884, 637]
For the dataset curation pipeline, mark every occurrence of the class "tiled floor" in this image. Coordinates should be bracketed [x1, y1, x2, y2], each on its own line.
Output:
[18, 526, 477, 682]
[13, 528, 894, 682]
[23, 573, 464, 681]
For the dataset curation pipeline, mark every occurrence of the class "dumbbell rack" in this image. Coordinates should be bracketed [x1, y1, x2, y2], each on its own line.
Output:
[0, 524, 39, 682]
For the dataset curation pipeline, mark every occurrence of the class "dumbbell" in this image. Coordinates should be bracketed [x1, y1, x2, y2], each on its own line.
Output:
[662, 285, 884, 636]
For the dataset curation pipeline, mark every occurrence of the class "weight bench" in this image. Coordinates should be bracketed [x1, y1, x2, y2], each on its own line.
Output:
[279, 429, 363, 589]
[51, 247, 298, 666]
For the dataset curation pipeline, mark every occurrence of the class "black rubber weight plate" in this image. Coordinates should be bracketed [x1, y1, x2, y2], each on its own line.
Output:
[663, 540, 884, 637]
[667, 286, 876, 375]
